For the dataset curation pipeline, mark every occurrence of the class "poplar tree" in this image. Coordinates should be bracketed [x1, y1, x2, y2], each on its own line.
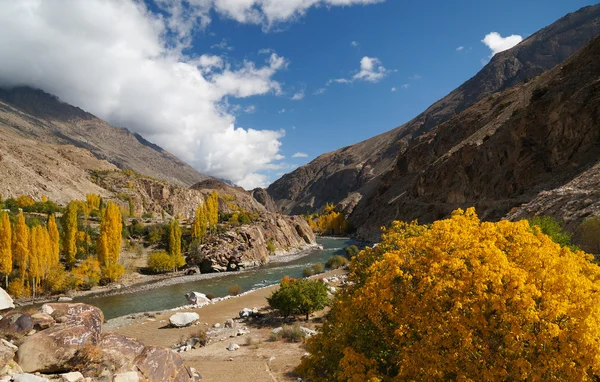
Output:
[97, 201, 123, 267]
[168, 218, 184, 271]
[192, 203, 207, 242]
[0, 212, 12, 287]
[13, 210, 30, 280]
[206, 191, 219, 234]
[47, 214, 60, 265]
[29, 226, 44, 297]
[62, 201, 79, 268]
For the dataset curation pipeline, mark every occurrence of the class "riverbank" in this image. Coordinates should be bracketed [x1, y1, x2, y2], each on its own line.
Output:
[13, 243, 322, 308]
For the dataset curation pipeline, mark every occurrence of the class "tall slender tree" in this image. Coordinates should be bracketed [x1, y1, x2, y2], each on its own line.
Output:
[61, 201, 79, 268]
[97, 201, 123, 267]
[47, 214, 60, 265]
[13, 210, 30, 280]
[192, 203, 207, 242]
[168, 218, 184, 271]
[206, 191, 219, 234]
[0, 212, 12, 287]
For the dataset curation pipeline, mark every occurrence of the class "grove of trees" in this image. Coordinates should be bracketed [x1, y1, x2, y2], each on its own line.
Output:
[298, 208, 600, 381]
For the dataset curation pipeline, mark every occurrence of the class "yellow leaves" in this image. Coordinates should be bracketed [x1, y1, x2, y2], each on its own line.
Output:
[86, 194, 101, 210]
[298, 208, 600, 381]
[97, 201, 122, 269]
[0, 211, 12, 276]
[15, 195, 35, 208]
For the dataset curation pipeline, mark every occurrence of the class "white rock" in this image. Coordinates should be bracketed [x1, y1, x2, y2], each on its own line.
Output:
[213, 323, 221, 328]
[239, 308, 257, 318]
[0, 287, 14, 310]
[329, 277, 339, 283]
[113, 371, 141, 382]
[236, 329, 249, 336]
[272, 327, 283, 334]
[268, 356, 276, 362]
[185, 292, 211, 305]
[1, 339, 18, 351]
[322, 278, 328, 284]
[169, 312, 200, 328]
[227, 343, 240, 351]
[12, 374, 50, 382]
[40, 304, 54, 315]
[300, 327, 317, 337]
[224, 318, 235, 328]
[57, 296, 73, 302]
[60, 371, 84, 382]
[328, 286, 336, 293]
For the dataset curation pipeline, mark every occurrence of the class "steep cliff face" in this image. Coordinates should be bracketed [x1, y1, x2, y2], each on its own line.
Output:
[351, 34, 600, 240]
[267, 4, 600, 216]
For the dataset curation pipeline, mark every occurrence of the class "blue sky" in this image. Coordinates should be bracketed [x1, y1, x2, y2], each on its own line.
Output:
[0, 0, 596, 188]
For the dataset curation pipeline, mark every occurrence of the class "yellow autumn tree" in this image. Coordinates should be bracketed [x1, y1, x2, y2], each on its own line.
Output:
[0, 212, 12, 287]
[205, 191, 219, 234]
[298, 208, 600, 381]
[192, 203, 207, 242]
[47, 214, 60, 265]
[168, 218, 185, 271]
[13, 210, 30, 280]
[28, 225, 46, 296]
[86, 194, 101, 210]
[97, 201, 123, 281]
[61, 201, 79, 267]
[16, 195, 35, 208]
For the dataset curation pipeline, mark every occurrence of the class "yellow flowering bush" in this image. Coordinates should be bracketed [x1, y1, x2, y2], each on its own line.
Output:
[298, 208, 600, 381]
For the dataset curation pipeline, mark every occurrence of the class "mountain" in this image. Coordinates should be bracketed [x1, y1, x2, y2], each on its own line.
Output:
[0, 86, 209, 191]
[267, 4, 600, 217]
[352, 32, 600, 240]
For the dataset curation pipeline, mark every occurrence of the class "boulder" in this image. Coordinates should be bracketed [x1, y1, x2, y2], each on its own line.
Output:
[0, 339, 16, 371]
[17, 303, 103, 373]
[169, 312, 199, 328]
[226, 343, 239, 351]
[238, 308, 258, 318]
[133, 346, 195, 382]
[12, 374, 49, 382]
[97, 332, 145, 372]
[60, 371, 84, 382]
[0, 312, 33, 335]
[212, 323, 220, 328]
[113, 371, 141, 382]
[57, 297, 73, 302]
[31, 313, 55, 330]
[300, 327, 317, 337]
[271, 327, 283, 334]
[224, 319, 235, 328]
[0, 287, 14, 310]
[185, 292, 211, 305]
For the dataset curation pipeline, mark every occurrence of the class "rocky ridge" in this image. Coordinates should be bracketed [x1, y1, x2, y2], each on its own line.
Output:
[266, 4, 600, 218]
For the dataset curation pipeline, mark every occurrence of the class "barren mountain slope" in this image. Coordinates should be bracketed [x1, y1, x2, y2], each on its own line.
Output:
[267, 4, 600, 215]
[0, 86, 208, 187]
[351, 34, 600, 240]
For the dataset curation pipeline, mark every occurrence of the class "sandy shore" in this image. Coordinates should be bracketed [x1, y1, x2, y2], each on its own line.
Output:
[14, 243, 322, 307]
[108, 268, 347, 382]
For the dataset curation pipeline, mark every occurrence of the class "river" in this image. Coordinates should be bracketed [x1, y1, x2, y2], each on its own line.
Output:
[77, 237, 356, 320]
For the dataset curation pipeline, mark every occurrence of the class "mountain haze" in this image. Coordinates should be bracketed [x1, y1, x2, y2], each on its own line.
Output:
[267, 4, 600, 217]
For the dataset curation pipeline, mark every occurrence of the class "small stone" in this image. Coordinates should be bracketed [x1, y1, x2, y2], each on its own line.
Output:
[271, 327, 283, 334]
[228, 358, 234, 361]
[12, 374, 50, 382]
[268, 356, 275, 362]
[1, 339, 18, 351]
[57, 296, 73, 302]
[60, 371, 84, 382]
[224, 318, 235, 328]
[169, 312, 199, 328]
[112, 371, 140, 382]
[26, 329, 36, 336]
[213, 323, 221, 328]
[227, 343, 240, 351]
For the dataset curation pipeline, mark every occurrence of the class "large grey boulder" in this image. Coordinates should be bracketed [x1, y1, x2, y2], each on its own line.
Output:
[0, 312, 33, 335]
[133, 346, 197, 382]
[16, 303, 103, 373]
[169, 312, 199, 328]
[0, 287, 14, 310]
[185, 292, 211, 305]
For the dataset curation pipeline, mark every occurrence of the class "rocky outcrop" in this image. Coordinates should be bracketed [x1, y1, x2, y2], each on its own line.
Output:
[351, 34, 600, 240]
[97, 332, 145, 373]
[267, 4, 600, 218]
[251, 188, 278, 213]
[197, 215, 316, 273]
[17, 303, 103, 373]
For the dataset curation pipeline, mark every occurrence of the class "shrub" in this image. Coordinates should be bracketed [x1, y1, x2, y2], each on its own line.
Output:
[268, 278, 329, 320]
[44, 264, 72, 294]
[344, 245, 359, 259]
[528, 215, 575, 249]
[72, 257, 102, 289]
[8, 279, 30, 298]
[267, 240, 276, 254]
[102, 263, 125, 282]
[147, 251, 173, 273]
[282, 324, 304, 343]
[228, 284, 242, 296]
[298, 208, 600, 381]
[142, 212, 153, 219]
[311, 263, 324, 274]
[245, 336, 262, 348]
[303, 267, 315, 278]
[575, 215, 600, 254]
[325, 255, 348, 269]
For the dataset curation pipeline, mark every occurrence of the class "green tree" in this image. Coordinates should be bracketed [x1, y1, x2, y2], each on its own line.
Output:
[575, 216, 600, 254]
[529, 215, 573, 248]
[147, 250, 173, 273]
[268, 278, 329, 320]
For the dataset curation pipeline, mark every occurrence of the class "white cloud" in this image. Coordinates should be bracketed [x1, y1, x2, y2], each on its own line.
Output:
[258, 48, 274, 55]
[402, 83, 410, 89]
[328, 56, 391, 85]
[350, 41, 359, 47]
[314, 87, 326, 95]
[211, 38, 233, 50]
[291, 90, 305, 100]
[279, 108, 286, 113]
[292, 152, 308, 158]
[244, 105, 256, 113]
[0, 0, 297, 189]
[409, 74, 422, 80]
[481, 32, 523, 56]
[391, 87, 396, 92]
[456, 46, 464, 52]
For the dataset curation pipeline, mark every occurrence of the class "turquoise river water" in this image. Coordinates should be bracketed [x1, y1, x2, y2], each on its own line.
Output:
[77, 237, 356, 320]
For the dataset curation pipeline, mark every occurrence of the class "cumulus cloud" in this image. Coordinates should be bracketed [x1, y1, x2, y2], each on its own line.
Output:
[351, 41, 359, 47]
[314, 87, 326, 95]
[402, 83, 410, 89]
[481, 32, 523, 56]
[291, 90, 305, 100]
[456, 46, 464, 52]
[391, 87, 396, 92]
[244, 105, 256, 113]
[328, 56, 391, 85]
[0, 0, 297, 189]
[292, 152, 308, 158]
[211, 38, 233, 50]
